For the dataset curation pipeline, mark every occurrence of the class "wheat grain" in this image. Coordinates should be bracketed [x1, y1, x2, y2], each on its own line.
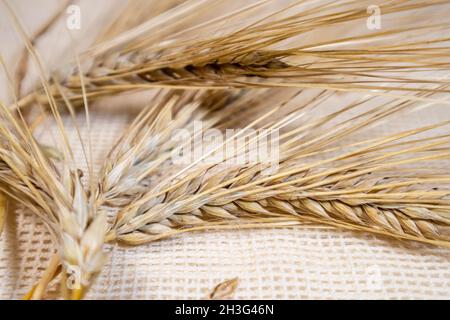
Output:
[207, 278, 239, 300]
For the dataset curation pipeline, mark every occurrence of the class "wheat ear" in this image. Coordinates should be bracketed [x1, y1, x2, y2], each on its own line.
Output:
[97, 86, 449, 247]
[2, 1, 107, 299]
[11, 0, 450, 110]
[108, 159, 450, 247]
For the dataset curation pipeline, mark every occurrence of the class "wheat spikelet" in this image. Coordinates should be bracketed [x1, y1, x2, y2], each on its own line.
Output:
[0, 111, 107, 299]
[96, 88, 299, 207]
[0, 97, 107, 298]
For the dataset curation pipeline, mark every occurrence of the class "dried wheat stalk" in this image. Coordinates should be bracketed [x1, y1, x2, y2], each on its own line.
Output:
[1, 2, 108, 299]
[0, 95, 107, 299]
[0, 105, 107, 299]
[2, 0, 197, 300]
[92, 84, 450, 248]
[108, 160, 450, 248]
[11, 0, 450, 110]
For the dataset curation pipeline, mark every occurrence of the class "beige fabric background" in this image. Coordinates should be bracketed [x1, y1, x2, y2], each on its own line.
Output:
[0, 0, 449, 299]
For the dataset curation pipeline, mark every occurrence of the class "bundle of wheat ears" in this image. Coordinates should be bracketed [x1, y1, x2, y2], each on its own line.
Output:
[0, 0, 449, 299]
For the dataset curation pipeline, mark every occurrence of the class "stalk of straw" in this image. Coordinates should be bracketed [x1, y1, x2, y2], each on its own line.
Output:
[0, 191, 6, 237]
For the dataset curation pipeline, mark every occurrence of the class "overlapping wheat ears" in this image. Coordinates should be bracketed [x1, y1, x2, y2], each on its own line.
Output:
[0, 0, 449, 299]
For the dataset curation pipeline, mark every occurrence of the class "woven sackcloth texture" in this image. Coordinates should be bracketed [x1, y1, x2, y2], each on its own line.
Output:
[0, 0, 449, 300]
